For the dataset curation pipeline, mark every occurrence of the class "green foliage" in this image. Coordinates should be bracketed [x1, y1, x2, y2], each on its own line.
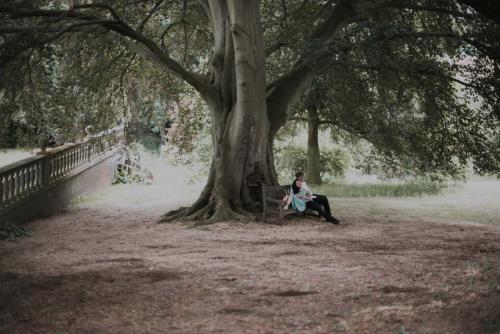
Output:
[274, 144, 348, 183]
[352, 147, 469, 182]
[0, 1, 203, 149]
[113, 145, 153, 185]
[165, 93, 210, 156]
[275, 145, 307, 181]
[161, 92, 213, 180]
[320, 149, 349, 181]
[0, 0, 498, 179]
[262, 0, 323, 83]
[314, 181, 447, 198]
[0, 36, 129, 148]
[0, 220, 30, 241]
[138, 136, 162, 155]
[288, 2, 500, 179]
[114, 166, 153, 185]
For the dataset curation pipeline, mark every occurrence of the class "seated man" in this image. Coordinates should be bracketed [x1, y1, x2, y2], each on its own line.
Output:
[291, 171, 340, 224]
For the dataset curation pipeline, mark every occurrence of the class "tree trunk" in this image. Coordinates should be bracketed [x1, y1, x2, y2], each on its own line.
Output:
[306, 105, 322, 185]
[162, 0, 275, 223]
[162, 0, 356, 223]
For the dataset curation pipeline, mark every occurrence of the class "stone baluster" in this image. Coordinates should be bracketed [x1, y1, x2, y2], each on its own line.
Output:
[61, 153, 65, 175]
[23, 165, 31, 193]
[38, 161, 43, 188]
[13, 171, 19, 197]
[42, 156, 51, 185]
[28, 165, 35, 190]
[23, 167, 29, 193]
[26, 167, 30, 192]
[18, 168, 25, 195]
[49, 157, 55, 179]
[24, 167, 30, 193]
[20, 169, 25, 195]
[62, 152, 67, 174]
[60, 153, 64, 175]
[34, 164, 38, 188]
[31, 164, 36, 189]
[58, 154, 62, 177]
[76, 147, 80, 165]
[8, 174, 12, 200]
[1, 175, 6, 203]
[71, 149, 76, 168]
[80, 145, 84, 164]
[52, 156, 58, 178]
[65, 152, 70, 172]
[57, 155, 62, 177]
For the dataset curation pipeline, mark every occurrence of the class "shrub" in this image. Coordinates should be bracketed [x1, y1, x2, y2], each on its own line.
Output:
[113, 144, 153, 185]
[0, 220, 30, 241]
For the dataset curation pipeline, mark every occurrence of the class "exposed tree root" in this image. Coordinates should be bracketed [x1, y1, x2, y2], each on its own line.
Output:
[159, 197, 256, 224]
[159, 187, 212, 223]
[182, 202, 214, 221]
[160, 206, 189, 221]
[207, 201, 250, 223]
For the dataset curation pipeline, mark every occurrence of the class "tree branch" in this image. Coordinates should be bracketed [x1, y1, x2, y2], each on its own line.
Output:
[280, 0, 288, 29]
[325, 59, 485, 92]
[266, 0, 357, 134]
[0, 5, 215, 97]
[375, 1, 476, 20]
[136, 0, 165, 33]
[265, 41, 289, 57]
[72, 4, 122, 21]
[0, 25, 81, 33]
[366, 30, 499, 61]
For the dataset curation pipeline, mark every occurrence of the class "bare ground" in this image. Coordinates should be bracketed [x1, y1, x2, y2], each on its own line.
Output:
[1, 180, 500, 334]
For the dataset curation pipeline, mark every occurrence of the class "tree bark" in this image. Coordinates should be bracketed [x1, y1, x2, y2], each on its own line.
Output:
[306, 105, 322, 185]
[162, 0, 275, 223]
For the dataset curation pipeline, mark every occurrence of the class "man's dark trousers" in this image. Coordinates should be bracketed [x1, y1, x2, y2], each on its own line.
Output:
[312, 194, 332, 216]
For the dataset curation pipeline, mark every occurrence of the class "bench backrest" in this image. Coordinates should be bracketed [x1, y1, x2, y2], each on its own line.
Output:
[261, 185, 291, 200]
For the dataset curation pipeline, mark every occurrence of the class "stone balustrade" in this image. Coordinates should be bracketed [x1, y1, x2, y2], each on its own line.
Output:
[0, 125, 124, 215]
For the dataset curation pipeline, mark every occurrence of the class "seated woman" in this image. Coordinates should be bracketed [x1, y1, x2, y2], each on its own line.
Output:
[291, 178, 339, 224]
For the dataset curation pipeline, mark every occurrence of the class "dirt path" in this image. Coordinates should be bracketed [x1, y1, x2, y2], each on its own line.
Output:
[1, 180, 500, 334]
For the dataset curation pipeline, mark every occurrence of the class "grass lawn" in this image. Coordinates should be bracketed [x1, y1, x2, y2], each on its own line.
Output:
[314, 180, 448, 198]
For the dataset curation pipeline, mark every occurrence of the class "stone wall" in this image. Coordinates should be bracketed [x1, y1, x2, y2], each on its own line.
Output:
[3, 152, 121, 223]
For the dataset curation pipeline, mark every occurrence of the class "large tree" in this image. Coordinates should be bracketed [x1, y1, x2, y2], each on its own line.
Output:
[0, 0, 499, 222]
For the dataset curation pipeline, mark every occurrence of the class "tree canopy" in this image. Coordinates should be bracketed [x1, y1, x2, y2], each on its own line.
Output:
[0, 0, 499, 221]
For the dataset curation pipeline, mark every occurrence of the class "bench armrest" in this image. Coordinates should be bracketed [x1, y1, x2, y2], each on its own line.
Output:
[265, 198, 283, 204]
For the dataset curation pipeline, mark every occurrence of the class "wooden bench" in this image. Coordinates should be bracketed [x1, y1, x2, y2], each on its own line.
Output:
[262, 185, 322, 224]
[261, 185, 299, 224]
